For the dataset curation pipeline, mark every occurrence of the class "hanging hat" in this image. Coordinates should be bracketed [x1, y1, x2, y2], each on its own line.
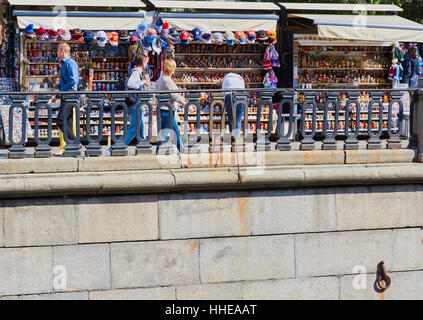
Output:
[180, 30, 190, 45]
[145, 28, 157, 44]
[59, 29, 71, 41]
[245, 30, 257, 44]
[71, 29, 84, 41]
[118, 30, 130, 43]
[201, 29, 212, 44]
[35, 25, 47, 41]
[83, 30, 95, 44]
[96, 31, 108, 47]
[152, 37, 162, 54]
[48, 28, 59, 42]
[23, 24, 35, 40]
[257, 30, 268, 42]
[235, 31, 246, 44]
[224, 31, 235, 46]
[212, 32, 223, 45]
[168, 27, 180, 44]
[191, 27, 202, 41]
[161, 22, 169, 37]
[154, 17, 164, 34]
[136, 23, 148, 38]
[266, 30, 277, 44]
[129, 32, 139, 43]
[159, 36, 168, 50]
[108, 32, 119, 47]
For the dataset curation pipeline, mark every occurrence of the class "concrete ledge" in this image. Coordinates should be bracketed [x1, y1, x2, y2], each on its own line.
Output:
[1, 163, 423, 198]
[0, 157, 79, 174]
[345, 149, 417, 164]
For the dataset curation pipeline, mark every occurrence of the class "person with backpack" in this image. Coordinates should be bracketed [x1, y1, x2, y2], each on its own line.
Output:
[111, 54, 150, 151]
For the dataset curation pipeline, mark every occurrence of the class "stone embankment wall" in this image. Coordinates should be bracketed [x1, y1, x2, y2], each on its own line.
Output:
[1, 183, 423, 300]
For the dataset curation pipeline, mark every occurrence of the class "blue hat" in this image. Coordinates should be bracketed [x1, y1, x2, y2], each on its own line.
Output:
[191, 27, 202, 41]
[136, 23, 148, 38]
[154, 17, 164, 34]
[23, 24, 35, 39]
[83, 30, 95, 44]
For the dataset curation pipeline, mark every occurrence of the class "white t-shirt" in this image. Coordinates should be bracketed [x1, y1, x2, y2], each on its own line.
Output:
[222, 73, 245, 92]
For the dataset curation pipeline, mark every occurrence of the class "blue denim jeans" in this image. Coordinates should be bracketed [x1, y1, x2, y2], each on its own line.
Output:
[225, 94, 245, 137]
[156, 109, 184, 154]
[122, 101, 145, 145]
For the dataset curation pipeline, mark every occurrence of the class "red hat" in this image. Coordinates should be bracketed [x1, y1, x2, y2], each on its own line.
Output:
[181, 30, 190, 41]
[163, 22, 169, 30]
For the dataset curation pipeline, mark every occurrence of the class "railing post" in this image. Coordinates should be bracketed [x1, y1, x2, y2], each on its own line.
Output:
[85, 94, 104, 157]
[367, 92, 384, 150]
[185, 93, 202, 154]
[416, 89, 423, 162]
[8, 94, 27, 159]
[34, 95, 52, 158]
[62, 95, 81, 157]
[209, 93, 225, 153]
[344, 92, 361, 150]
[110, 94, 129, 156]
[322, 92, 340, 150]
[256, 91, 274, 151]
[387, 92, 403, 149]
[157, 94, 176, 155]
[232, 92, 248, 153]
[300, 92, 317, 151]
[136, 93, 153, 155]
[276, 92, 295, 151]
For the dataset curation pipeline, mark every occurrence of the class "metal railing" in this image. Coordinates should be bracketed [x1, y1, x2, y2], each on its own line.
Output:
[0, 88, 419, 159]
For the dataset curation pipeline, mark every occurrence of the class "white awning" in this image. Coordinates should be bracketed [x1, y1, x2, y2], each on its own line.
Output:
[159, 13, 278, 32]
[7, 0, 145, 7]
[16, 11, 146, 30]
[151, 1, 279, 11]
[281, 2, 403, 12]
[291, 14, 423, 42]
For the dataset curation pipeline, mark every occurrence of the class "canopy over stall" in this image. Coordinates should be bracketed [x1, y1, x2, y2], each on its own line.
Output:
[6, 0, 146, 7]
[289, 13, 423, 43]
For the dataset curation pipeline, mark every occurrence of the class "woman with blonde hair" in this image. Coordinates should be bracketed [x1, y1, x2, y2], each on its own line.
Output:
[155, 59, 186, 153]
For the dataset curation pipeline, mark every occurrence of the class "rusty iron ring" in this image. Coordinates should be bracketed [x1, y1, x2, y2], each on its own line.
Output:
[376, 261, 391, 292]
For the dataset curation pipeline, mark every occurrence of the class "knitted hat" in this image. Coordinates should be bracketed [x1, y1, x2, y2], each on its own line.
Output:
[136, 23, 148, 38]
[129, 32, 139, 43]
[201, 29, 212, 44]
[59, 29, 72, 41]
[235, 31, 246, 44]
[145, 28, 157, 44]
[257, 30, 268, 42]
[161, 22, 169, 37]
[71, 29, 84, 41]
[212, 32, 223, 45]
[267, 30, 277, 44]
[83, 30, 95, 44]
[224, 31, 235, 46]
[191, 27, 202, 41]
[245, 30, 256, 44]
[23, 24, 35, 40]
[96, 31, 107, 47]
[181, 30, 190, 45]
[119, 30, 130, 43]
[108, 32, 119, 47]
[48, 28, 59, 42]
[36, 25, 47, 41]
[168, 27, 180, 44]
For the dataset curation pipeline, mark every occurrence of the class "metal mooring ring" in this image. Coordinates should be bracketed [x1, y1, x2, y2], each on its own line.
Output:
[376, 261, 391, 292]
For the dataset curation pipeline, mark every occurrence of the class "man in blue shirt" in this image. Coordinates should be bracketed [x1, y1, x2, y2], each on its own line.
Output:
[54, 43, 79, 156]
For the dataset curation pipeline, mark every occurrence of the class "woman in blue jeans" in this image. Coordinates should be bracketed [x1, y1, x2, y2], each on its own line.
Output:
[109, 54, 149, 152]
[155, 59, 186, 154]
[222, 73, 246, 137]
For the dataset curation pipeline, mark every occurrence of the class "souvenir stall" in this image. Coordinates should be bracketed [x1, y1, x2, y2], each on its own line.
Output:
[285, 11, 423, 137]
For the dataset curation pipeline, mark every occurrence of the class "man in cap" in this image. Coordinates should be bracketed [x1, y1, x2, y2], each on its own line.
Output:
[53, 42, 80, 156]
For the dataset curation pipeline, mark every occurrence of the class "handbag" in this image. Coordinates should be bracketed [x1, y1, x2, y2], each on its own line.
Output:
[124, 69, 145, 107]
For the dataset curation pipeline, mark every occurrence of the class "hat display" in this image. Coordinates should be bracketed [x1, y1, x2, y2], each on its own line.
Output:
[23, 24, 35, 40]
[119, 30, 130, 43]
[129, 32, 139, 43]
[145, 28, 157, 44]
[257, 30, 268, 42]
[152, 37, 162, 54]
[191, 27, 202, 41]
[71, 29, 84, 41]
[224, 31, 235, 46]
[96, 31, 107, 47]
[48, 28, 59, 42]
[59, 29, 71, 41]
[266, 30, 277, 43]
[235, 31, 246, 44]
[108, 32, 119, 47]
[35, 25, 47, 41]
[154, 17, 164, 34]
[212, 32, 223, 45]
[136, 23, 148, 38]
[181, 30, 190, 45]
[168, 27, 180, 44]
[83, 30, 95, 44]
[245, 30, 257, 44]
[202, 29, 212, 44]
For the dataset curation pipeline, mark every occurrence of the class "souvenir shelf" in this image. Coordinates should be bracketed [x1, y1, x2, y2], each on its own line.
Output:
[294, 39, 394, 89]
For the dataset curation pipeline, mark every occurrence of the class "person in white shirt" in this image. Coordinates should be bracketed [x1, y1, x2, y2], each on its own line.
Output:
[222, 73, 245, 137]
